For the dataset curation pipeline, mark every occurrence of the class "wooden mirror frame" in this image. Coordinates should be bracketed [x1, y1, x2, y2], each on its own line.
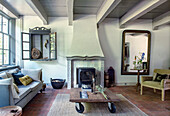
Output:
[121, 30, 151, 75]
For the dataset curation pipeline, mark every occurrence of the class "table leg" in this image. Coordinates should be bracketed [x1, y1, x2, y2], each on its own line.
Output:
[136, 70, 141, 91]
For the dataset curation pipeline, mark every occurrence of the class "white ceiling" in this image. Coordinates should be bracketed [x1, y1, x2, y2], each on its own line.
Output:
[74, 0, 105, 14]
[1, 0, 170, 28]
[39, 0, 67, 17]
[6, 0, 36, 16]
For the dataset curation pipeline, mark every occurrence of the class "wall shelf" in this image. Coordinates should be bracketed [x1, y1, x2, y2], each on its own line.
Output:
[21, 27, 57, 61]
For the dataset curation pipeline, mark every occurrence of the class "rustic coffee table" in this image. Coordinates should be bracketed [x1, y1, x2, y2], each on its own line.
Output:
[69, 88, 120, 113]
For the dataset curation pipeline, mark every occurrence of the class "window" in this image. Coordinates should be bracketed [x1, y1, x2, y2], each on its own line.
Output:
[0, 14, 10, 66]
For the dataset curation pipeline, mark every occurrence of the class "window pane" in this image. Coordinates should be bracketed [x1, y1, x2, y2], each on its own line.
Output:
[0, 33, 2, 49]
[0, 15, 2, 32]
[50, 51, 56, 59]
[23, 33, 29, 41]
[23, 51, 29, 59]
[4, 50, 9, 64]
[23, 43, 29, 50]
[4, 35, 9, 49]
[3, 17, 8, 34]
[0, 50, 2, 65]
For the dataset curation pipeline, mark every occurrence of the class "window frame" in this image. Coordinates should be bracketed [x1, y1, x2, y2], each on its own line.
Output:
[0, 13, 11, 66]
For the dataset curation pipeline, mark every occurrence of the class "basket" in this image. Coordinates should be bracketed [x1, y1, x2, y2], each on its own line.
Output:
[50, 78, 65, 89]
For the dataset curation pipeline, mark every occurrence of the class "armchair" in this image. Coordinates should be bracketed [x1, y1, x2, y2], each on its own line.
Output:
[141, 69, 170, 101]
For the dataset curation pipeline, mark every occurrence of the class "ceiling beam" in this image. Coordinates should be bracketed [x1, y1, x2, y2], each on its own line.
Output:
[66, 0, 74, 26]
[97, 0, 121, 24]
[120, 0, 167, 28]
[153, 11, 170, 30]
[25, 0, 48, 25]
[0, 0, 20, 18]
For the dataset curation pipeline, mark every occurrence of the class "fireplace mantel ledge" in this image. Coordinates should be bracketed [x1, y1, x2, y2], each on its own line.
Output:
[66, 56, 105, 61]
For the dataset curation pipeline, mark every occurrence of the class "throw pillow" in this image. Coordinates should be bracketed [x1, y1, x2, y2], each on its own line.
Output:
[21, 69, 42, 81]
[154, 73, 168, 82]
[0, 72, 8, 79]
[0, 77, 3, 79]
[19, 75, 33, 86]
[0, 78, 19, 99]
[12, 72, 25, 85]
[152, 73, 157, 81]
[13, 83, 19, 93]
[6, 72, 15, 84]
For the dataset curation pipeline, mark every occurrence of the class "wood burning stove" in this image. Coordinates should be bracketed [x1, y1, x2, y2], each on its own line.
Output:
[77, 67, 95, 88]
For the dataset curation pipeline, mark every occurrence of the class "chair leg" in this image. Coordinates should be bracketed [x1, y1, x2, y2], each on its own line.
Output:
[154, 89, 156, 93]
[141, 85, 143, 95]
[162, 90, 165, 101]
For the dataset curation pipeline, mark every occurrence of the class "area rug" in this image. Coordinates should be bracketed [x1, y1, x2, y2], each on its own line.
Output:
[47, 94, 147, 116]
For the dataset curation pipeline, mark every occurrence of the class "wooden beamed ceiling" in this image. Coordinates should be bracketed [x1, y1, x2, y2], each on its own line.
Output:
[1, 0, 170, 29]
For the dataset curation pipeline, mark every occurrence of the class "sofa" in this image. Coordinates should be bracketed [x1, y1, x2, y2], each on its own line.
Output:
[0, 67, 43, 108]
[141, 69, 170, 101]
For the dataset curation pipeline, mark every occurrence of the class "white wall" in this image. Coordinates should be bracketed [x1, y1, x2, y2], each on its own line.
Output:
[16, 16, 170, 85]
[98, 18, 170, 85]
[16, 16, 73, 83]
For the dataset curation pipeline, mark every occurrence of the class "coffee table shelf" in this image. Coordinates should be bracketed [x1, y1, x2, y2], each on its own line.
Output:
[70, 88, 120, 113]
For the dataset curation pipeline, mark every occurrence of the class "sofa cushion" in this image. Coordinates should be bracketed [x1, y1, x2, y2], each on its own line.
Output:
[25, 81, 42, 91]
[19, 75, 33, 86]
[21, 69, 42, 81]
[12, 73, 25, 85]
[143, 81, 162, 88]
[0, 72, 8, 79]
[17, 81, 41, 92]
[14, 86, 31, 104]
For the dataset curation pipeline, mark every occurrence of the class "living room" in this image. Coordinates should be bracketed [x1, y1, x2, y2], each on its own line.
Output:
[0, 0, 169, 116]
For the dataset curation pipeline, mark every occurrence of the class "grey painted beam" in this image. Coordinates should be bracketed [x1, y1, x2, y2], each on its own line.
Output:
[153, 11, 170, 30]
[0, 0, 20, 18]
[66, 0, 74, 26]
[26, 0, 48, 25]
[97, 0, 121, 24]
[120, 0, 167, 28]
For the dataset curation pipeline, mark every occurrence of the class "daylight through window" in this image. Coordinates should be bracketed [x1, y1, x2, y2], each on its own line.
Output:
[0, 14, 10, 65]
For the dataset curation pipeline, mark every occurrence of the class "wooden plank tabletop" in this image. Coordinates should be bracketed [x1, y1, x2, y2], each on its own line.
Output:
[69, 88, 120, 103]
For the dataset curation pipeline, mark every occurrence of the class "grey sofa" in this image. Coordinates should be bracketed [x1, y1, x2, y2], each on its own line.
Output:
[0, 67, 43, 108]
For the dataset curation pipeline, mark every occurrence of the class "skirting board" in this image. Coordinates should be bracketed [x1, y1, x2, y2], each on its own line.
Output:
[115, 82, 137, 86]
[46, 82, 136, 87]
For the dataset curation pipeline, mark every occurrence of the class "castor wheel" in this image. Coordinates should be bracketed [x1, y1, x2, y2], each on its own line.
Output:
[108, 102, 116, 113]
[75, 103, 84, 113]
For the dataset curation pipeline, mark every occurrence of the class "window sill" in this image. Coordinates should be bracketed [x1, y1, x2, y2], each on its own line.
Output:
[0, 65, 19, 72]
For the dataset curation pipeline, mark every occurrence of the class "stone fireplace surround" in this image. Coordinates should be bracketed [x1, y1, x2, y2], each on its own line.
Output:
[66, 56, 105, 89]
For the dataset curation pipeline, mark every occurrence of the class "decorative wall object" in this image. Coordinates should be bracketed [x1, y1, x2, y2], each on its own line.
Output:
[21, 27, 57, 61]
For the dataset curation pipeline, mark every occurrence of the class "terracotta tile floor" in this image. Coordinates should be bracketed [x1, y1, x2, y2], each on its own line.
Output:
[22, 86, 170, 116]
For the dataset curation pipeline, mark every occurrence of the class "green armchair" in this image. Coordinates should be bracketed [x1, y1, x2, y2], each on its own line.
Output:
[141, 69, 170, 101]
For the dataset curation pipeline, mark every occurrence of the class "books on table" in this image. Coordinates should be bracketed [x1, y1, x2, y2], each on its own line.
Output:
[81, 84, 92, 92]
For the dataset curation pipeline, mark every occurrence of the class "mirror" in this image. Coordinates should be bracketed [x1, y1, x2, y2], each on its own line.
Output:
[121, 30, 151, 75]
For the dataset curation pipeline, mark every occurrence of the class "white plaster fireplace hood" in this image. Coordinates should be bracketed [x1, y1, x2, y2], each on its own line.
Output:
[67, 15, 104, 57]
[66, 15, 105, 89]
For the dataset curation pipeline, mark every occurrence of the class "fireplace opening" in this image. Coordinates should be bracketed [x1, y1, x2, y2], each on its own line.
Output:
[77, 67, 95, 88]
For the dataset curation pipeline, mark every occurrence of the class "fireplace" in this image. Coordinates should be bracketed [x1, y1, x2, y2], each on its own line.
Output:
[66, 56, 105, 89]
[77, 67, 95, 88]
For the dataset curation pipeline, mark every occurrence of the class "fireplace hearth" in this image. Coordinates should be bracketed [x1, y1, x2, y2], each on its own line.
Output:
[77, 67, 95, 88]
